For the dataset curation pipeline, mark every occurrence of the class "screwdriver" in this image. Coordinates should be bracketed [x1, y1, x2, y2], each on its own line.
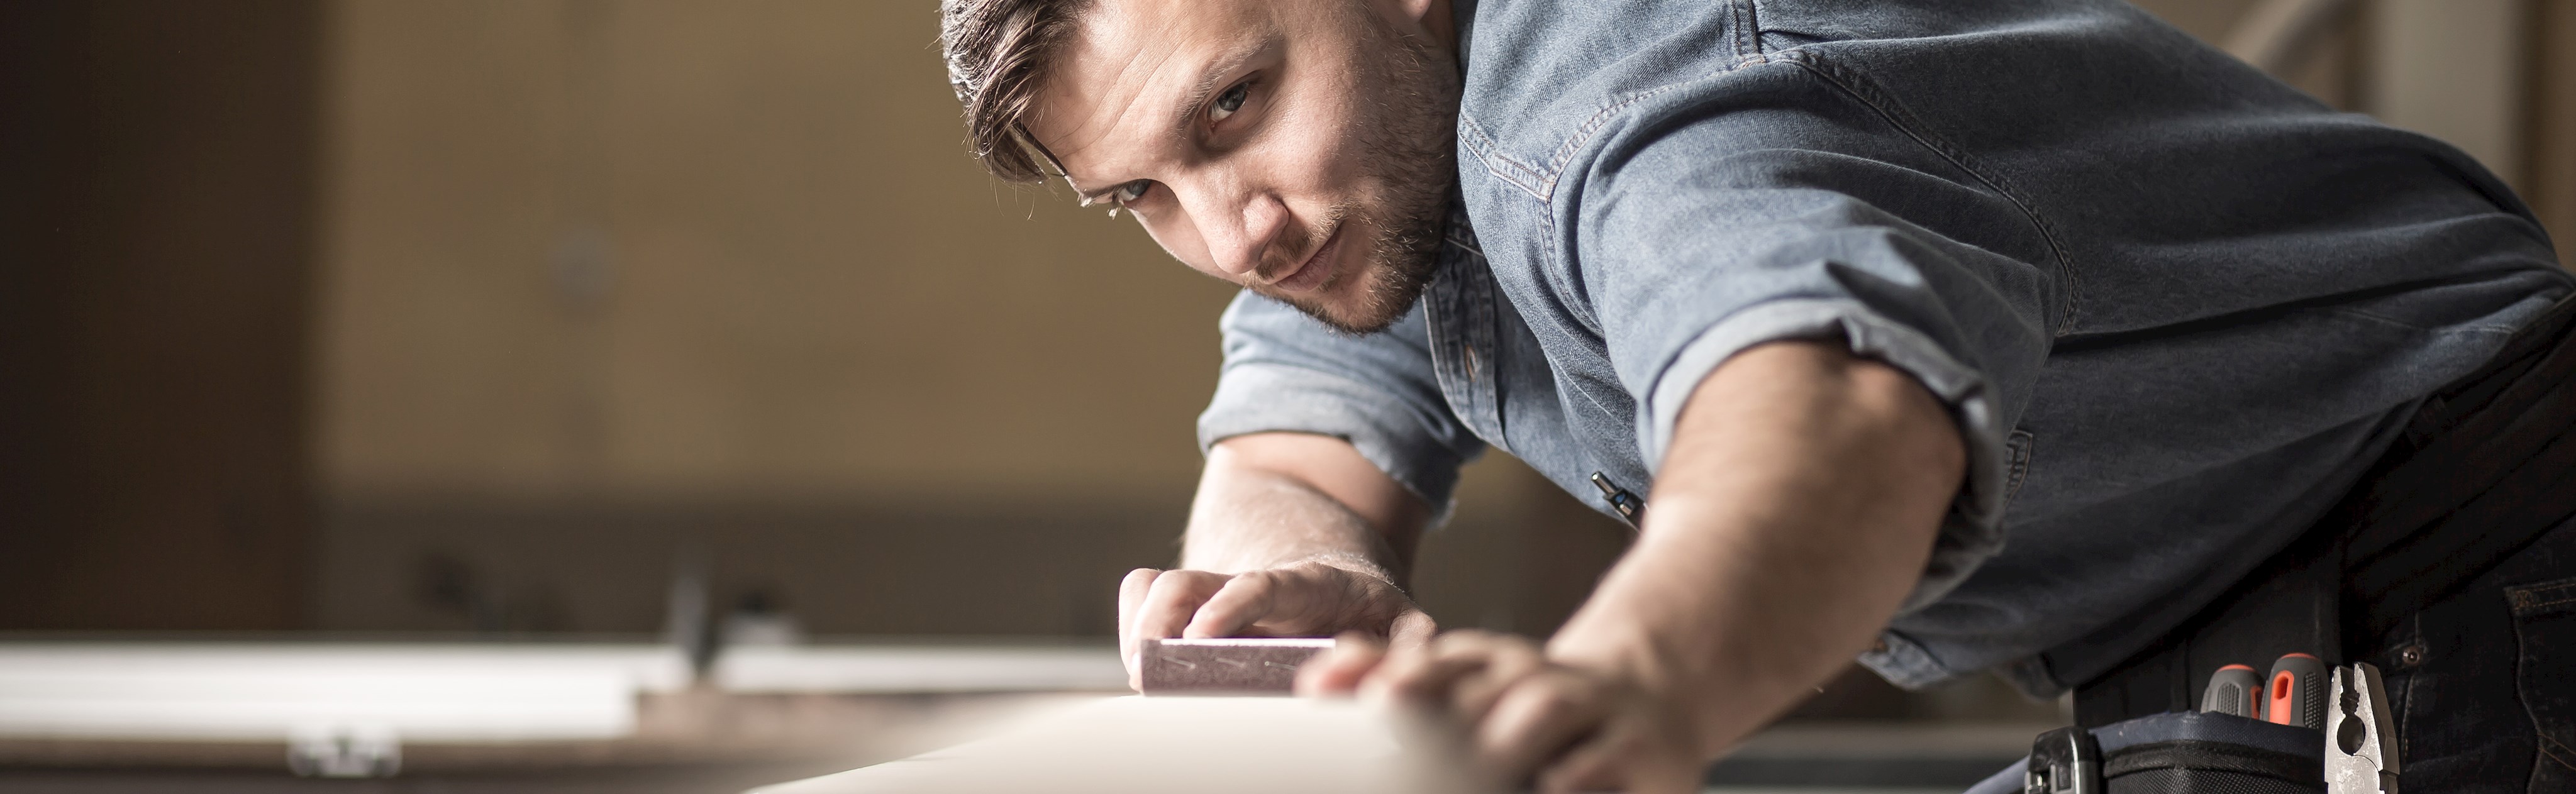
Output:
[2265, 653, 2327, 729]
[2200, 663, 2262, 718]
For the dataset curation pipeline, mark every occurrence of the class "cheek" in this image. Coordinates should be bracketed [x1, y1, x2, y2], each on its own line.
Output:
[1136, 213, 1233, 282]
[1275, 91, 1367, 194]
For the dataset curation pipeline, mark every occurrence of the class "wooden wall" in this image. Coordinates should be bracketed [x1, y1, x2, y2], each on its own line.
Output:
[312, 1, 1238, 509]
[0, 1, 323, 630]
[2532, 0, 2576, 268]
[2, 0, 2562, 636]
[304, 0, 1627, 637]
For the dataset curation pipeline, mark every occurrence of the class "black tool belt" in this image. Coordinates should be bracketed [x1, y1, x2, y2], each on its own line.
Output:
[2075, 292, 2576, 725]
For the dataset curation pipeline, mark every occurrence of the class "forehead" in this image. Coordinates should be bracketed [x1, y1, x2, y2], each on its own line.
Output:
[1029, 0, 1278, 174]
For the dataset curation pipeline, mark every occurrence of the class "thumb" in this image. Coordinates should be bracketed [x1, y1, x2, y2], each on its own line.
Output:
[1389, 609, 1438, 649]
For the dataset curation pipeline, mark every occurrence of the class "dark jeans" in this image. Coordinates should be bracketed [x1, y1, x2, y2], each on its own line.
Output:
[2370, 516, 2576, 793]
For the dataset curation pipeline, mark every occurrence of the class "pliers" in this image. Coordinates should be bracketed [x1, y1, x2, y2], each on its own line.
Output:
[2326, 662, 2401, 794]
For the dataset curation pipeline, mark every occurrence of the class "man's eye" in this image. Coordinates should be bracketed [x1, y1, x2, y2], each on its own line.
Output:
[1209, 82, 1251, 121]
[1083, 180, 1153, 217]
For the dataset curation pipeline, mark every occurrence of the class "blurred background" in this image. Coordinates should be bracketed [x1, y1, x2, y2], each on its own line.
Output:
[0, 0, 2569, 791]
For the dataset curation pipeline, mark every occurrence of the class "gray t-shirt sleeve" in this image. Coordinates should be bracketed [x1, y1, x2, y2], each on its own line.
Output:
[1196, 292, 1486, 509]
[1569, 82, 2061, 614]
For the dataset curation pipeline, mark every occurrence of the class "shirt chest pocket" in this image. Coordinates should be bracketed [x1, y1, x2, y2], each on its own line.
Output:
[1423, 215, 1508, 447]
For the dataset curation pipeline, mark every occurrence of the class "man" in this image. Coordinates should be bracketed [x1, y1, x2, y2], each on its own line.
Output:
[938, 1, 2573, 791]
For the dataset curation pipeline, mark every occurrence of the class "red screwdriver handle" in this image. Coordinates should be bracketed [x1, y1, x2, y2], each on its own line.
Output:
[2266, 653, 2327, 729]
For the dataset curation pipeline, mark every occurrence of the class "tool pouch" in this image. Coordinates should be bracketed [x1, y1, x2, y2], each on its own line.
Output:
[1965, 712, 2323, 794]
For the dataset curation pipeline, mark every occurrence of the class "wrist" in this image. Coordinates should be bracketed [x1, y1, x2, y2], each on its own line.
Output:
[1546, 622, 1723, 761]
[1548, 617, 1685, 695]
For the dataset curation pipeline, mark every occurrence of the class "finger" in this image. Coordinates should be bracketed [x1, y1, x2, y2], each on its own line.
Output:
[1131, 570, 1231, 648]
[1358, 644, 1492, 707]
[1389, 609, 1439, 649]
[1182, 569, 1280, 639]
[1358, 631, 1522, 707]
[1117, 568, 1160, 641]
[1187, 567, 1342, 639]
[1477, 675, 1608, 784]
[1448, 639, 1548, 727]
[1117, 568, 1162, 685]
[1295, 632, 1387, 696]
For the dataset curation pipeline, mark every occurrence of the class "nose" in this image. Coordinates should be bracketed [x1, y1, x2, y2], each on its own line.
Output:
[1196, 178, 1290, 280]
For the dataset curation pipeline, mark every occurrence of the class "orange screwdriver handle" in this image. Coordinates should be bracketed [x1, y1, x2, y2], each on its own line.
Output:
[2266, 653, 2328, 729]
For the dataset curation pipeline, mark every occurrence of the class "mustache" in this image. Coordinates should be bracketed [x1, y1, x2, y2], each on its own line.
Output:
[1253, 206, 1350, 282]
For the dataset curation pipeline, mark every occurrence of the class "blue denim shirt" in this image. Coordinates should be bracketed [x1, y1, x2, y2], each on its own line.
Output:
[1196, 0, 2570, 696]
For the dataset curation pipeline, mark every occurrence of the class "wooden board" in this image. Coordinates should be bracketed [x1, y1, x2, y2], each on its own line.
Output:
[748, 697, 1492, 794]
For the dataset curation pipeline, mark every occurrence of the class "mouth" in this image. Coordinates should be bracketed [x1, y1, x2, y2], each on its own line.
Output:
[1266, 225, 1345, 294]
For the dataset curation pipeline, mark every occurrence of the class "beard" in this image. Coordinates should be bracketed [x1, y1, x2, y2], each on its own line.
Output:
[1248, 11, 1460, 336]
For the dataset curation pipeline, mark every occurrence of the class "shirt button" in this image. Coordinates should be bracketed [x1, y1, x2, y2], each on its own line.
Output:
[2397, 645, 2426, 668]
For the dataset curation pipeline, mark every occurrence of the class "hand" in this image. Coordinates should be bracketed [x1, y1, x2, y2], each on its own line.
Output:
[1296, 630, 1704, 794]
[1116, 560, 1436, 691]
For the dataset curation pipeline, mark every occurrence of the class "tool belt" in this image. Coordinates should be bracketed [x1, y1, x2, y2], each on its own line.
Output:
[1966, 712, 2334, 794]
[1967, 292, 2576, 794]
[2075, 290, 2576, 725]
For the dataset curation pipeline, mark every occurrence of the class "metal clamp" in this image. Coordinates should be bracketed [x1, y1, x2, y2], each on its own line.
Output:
[2025, 725, 2102, 794]
[2325, 662, 2400, 794]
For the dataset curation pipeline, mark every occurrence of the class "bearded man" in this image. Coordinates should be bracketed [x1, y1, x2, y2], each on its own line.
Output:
[938, 1, 2575, 791]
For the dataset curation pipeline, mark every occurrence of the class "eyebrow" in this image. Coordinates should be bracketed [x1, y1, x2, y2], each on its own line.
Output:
[1170, 35, 1274, 140]
[1072, 34, 1279, 205]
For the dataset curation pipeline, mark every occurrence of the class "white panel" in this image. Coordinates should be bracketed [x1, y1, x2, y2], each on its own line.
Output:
[715, 644, 1126, 693]
[0, 643, 687, 742]
[2371, 0, 2528, 182]
[748, 697, 1478, 794]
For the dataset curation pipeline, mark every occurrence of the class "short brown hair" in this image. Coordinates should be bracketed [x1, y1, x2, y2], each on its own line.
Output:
[940, 0, 1090, 184]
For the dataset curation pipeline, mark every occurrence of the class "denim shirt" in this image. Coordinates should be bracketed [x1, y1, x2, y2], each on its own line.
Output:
[1196, 0, 2570, 696]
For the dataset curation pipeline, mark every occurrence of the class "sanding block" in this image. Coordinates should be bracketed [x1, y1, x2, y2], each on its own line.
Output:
[1140, 637, 1336, 695]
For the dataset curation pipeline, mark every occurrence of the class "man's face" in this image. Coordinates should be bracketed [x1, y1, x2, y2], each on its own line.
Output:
[1028, 0, 1459, 334]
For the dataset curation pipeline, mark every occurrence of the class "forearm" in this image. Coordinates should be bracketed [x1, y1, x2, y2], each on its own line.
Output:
[1178, 462, 1399, 580]
[1547, 341, 1962, 754]
[1180, 433, 1430, 581]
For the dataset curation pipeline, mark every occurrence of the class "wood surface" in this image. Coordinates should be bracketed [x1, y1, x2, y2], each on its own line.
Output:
[750, 696, 1491, 794]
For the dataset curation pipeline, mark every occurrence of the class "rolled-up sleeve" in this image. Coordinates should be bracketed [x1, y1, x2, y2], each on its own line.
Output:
[1566, 79, 2060, 612]
[1197, 292, 1485, 509]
